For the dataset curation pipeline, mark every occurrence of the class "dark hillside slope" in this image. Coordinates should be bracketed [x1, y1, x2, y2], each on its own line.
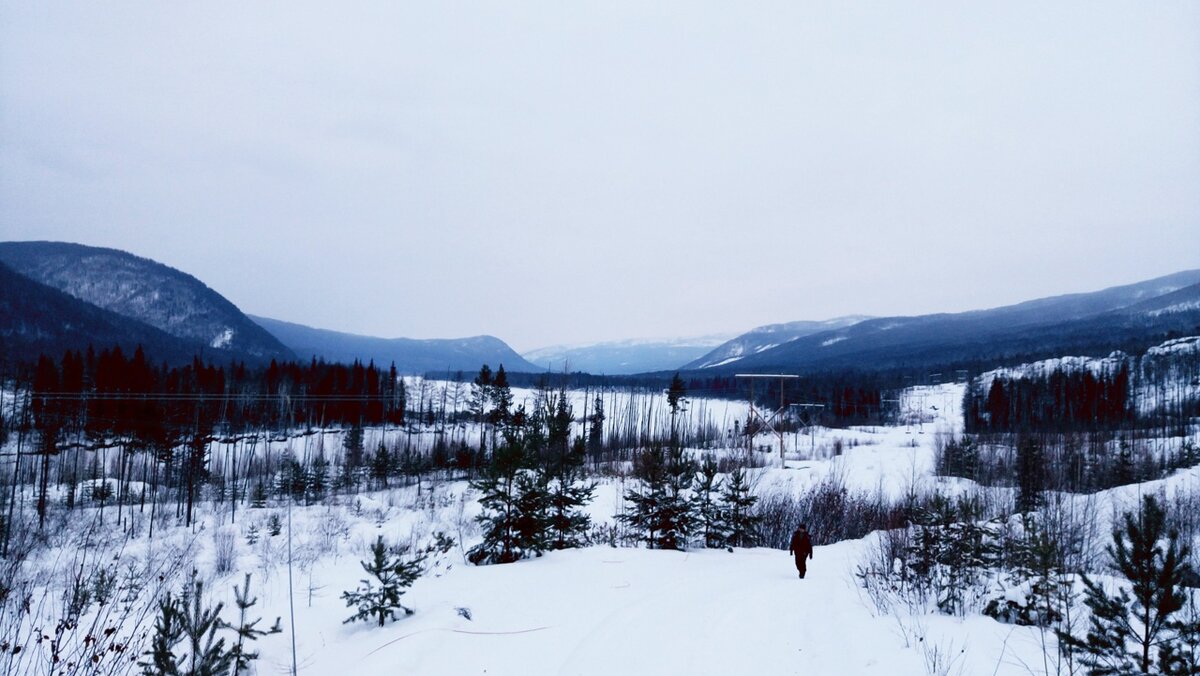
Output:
[0, 262, 199, 367]
[0, 241, 293, 364]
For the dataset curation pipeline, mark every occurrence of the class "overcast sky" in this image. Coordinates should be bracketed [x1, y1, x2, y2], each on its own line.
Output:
[2, 2, 1198, 351]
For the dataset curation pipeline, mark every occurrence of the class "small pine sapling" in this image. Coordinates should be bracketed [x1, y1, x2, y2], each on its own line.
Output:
[342, 536, 425, 626]
[141, 572, 235, 676]
[223, 574, 282, 674]
[249, 482, 267, 509]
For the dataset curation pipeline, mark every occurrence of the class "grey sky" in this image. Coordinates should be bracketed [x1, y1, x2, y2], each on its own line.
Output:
[2, 1, 1198, 352]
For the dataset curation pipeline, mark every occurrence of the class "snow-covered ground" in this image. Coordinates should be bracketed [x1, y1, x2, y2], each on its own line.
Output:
[3, 382, 1198, 676]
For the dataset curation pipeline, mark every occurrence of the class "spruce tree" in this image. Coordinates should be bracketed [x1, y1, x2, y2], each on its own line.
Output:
[370, 443, 392, 489]
[667, 372, 687, 447]
[307, 453, 329, 503]
[587, 394, 605, 463]
[468, 435, 527, 564]
[692, 455, 726, 549]
[1016, 435, 1045, 513]
[489, 365, 513, 429]
[343, 424, 365, 470]
[719, 467, 761, 548]
[342, 536, 424, 626]
[620, 445, 694, 550]
[660, 445, 696, 549]
[1058, 495, 1194, 673]
[545, 437, 595, 550]
[512, 469, 551, 557]
[621, 445, 668, 548]
[249, 482, 267, 509]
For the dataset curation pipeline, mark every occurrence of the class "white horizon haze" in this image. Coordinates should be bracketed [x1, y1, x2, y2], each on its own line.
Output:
[2, 1, 1198, 352]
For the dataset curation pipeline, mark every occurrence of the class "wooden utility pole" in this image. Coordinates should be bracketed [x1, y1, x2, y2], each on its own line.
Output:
[789, 403, 825, 458]
[735, 374, 800, 465]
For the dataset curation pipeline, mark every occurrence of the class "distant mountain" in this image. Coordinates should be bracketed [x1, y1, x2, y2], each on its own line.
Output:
[0, 262, 200, 366]
[250, 315, 542, 374]
[683, 316, 871, 370]
[703, 270, 1200, 375]
[522, 334, 736, 375]
[1113, 281, 1200, 317]
[0, 241, 294, 364]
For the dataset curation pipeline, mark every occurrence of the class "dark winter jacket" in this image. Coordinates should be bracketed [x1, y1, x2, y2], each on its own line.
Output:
[789, 529, 813, 560]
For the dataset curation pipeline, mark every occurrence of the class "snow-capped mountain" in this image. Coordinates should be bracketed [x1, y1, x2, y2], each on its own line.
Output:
[0, 241, 294, 363]
[683, 316, 871, 370]
[250, 315, 541, 374]
[705, 270, 1200, 375]
[522, 334, 736, 375]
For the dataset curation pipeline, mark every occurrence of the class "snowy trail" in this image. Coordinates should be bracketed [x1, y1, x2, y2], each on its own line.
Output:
[283, 542, 926, 675]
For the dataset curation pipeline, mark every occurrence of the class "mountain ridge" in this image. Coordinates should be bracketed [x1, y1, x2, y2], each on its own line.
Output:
[249, 315, 542, 374]
[0, 241, 294, 364]
[702, 270, 1200, 375]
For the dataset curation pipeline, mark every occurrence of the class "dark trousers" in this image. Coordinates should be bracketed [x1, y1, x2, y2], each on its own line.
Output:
[794, 555, 807, 578]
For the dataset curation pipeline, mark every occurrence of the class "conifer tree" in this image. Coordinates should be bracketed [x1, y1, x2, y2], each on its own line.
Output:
[621, 445, 667, 548]
[306, 453, 329, 503]
[620, 445, 695, 550]
[488, 366, 513, 450]
[370, 443, 392, 489]
[343, 424, 365, 470]
[1058, 495, 1194, 674]
[1016, 435, 1045, 513]
[667, 373, 687, 447]
[692, 455, 726, 549]
[224, 574, 281, 674]
[342, 536, 424, 626]
[249, 482, 267, 509]
[545, 437, 595, 550]
[468, 435, 527, 564]
[587, 394, 605, 462]
[512, 469, 551, 557]
[141, 572, 237, 676]
[660, 445, 696, 549]
[719, 467, 760, 548]
[1160, 597, 1200, 675]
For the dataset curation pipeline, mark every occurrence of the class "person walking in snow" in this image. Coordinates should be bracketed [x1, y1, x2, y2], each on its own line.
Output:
[789, 524, 813, 579]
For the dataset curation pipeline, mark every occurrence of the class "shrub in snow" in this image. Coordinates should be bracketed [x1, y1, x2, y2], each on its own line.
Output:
[342, 536, 424, 626]
[213, 529, 237, 576]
